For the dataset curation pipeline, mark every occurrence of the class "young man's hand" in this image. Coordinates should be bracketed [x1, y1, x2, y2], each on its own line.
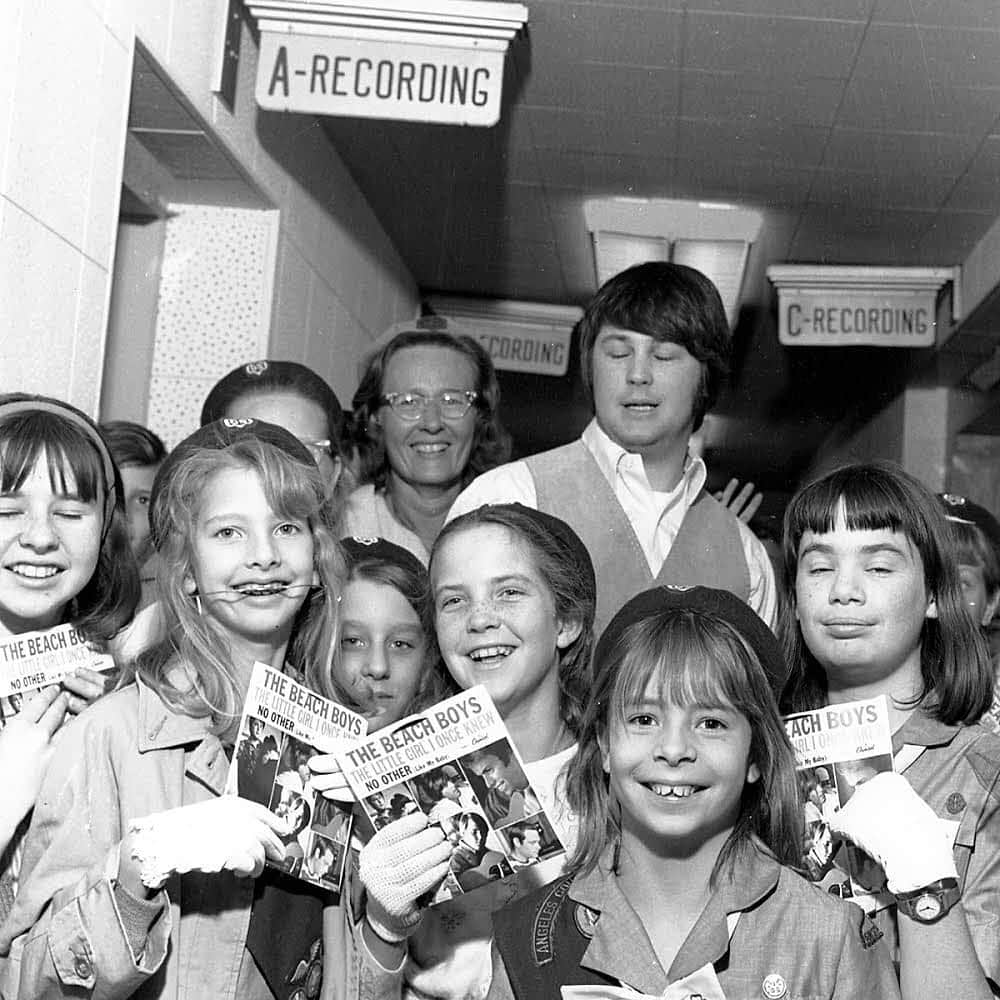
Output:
[714, 477, 763, 524]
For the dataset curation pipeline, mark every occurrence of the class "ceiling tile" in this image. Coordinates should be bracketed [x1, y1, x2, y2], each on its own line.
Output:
[871, 0, 1000, 30]
[684, 11, 865, 78]
[521, 63, 680, 117]
[808, 167, 956, 210]
[676, 118, 829, 166]
[687, 0, 873, 18]
[672, 159, 816, 207]
[527, 3, 684, 68]
[681, 71, 844, 127]
[822, 128, 982, 175]
[854, 24, 1000, 88]
[942, 137, 1000, 211]
[916, 212, 998, 261]
[788, 206, 936, 263]
[837, 77, 1000, 135]
[526, 107, 678, 158]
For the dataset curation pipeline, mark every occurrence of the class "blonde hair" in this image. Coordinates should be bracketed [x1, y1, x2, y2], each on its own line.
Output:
[138, 438, 346, 737]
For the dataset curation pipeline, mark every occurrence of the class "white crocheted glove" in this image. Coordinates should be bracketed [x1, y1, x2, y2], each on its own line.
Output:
[127, 797, 286, 889]
[828, 771, 957, 894]
[358, 812, 453, 943]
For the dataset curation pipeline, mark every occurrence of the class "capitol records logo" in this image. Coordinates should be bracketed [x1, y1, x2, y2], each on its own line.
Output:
[244, 360, 269, 376]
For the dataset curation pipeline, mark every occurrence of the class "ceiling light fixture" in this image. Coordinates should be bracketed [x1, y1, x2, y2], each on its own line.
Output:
[584, 198, 763, 327]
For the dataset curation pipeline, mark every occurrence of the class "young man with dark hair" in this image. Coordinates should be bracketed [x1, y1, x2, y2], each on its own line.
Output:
[449, 261, 775, 633]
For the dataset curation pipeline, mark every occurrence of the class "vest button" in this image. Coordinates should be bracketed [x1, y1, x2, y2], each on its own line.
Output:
[762, 972, 787, 999]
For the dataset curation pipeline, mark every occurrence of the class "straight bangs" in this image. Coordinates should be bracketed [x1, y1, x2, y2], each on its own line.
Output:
[0, 413, 106, 506]
[611, 612, 764, 729]
[568, 607, 803, 878]
[782, 462, 992, 725]
[783, 464, 940, 587]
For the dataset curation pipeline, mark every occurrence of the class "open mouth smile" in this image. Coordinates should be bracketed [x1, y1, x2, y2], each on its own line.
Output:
[232, 581, 290, 597]
[468, 645, 514, 663]
[7, 563, 61, 580]
[646, 782, 701, 799]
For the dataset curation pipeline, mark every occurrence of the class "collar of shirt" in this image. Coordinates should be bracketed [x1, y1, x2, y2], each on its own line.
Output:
[568, 842, 780, 992]
[891, 706, 961, 754]
[137, 677, 228, 792]
[581, 419, 706, 573]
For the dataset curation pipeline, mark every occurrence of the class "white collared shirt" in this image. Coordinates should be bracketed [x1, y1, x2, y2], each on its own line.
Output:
[448, 419, 777, 627]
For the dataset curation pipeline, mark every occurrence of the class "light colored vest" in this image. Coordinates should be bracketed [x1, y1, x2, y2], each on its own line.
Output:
[525, 441, 751, 636]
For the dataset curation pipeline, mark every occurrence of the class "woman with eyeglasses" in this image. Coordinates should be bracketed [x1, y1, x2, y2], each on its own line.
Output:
[345, 327, 512, 562]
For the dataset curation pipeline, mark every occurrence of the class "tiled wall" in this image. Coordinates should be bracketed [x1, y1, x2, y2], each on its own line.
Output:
[1, 0, 418, 416]
[0, 0, 133, 411]
[131, 0, 419, 415]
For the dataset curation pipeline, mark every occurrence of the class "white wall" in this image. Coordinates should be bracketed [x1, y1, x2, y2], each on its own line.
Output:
[130, 0, 419, 410]
[1, 0, 418, 415]
[0, 0, 133, 412]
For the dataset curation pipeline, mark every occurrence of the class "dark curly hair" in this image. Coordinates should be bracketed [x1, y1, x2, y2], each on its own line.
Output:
[351, 330, 511, 489]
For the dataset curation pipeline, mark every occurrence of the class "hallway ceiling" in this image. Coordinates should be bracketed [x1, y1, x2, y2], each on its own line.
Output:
[319, 0, 1000, 497]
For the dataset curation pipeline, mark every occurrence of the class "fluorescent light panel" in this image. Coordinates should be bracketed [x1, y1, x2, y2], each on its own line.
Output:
[585, 198, 763, 328]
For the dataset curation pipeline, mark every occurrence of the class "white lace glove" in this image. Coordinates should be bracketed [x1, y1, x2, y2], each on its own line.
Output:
[828, 771, 957, 894]
[127, 797, 287, 889]
[358, 812, 453, 943]
[309, 753, 355, 803]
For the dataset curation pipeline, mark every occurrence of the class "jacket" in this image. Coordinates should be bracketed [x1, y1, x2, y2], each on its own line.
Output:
[0, 679, 262, 999]
[490, 843, 901, 1000]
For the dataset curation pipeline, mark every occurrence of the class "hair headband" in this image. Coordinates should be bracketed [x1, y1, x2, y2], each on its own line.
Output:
[0, 397, 118, 527]
[595, 585, 788, 699]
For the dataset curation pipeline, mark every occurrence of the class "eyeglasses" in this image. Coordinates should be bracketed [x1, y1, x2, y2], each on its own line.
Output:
[298, 438, 332, 463]
[379, 390, 479, 422]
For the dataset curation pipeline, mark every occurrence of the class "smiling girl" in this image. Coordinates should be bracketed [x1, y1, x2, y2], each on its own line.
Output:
[1, 418, 344, 1000]
[488, 586, 899, 1000]
[782, 462, 1000, 1000]
[0, 396, 137, 920]
[355, 503, 596, 1000]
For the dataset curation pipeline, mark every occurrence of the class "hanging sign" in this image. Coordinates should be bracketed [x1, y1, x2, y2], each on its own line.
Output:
[256, 31, 506, 127]
[767, 266, 956, 349]
[777, 290, 936, 348]
[473, 326, 571, 377]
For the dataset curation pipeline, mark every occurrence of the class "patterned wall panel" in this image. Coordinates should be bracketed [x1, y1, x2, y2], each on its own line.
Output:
[147, 203, 277, 447]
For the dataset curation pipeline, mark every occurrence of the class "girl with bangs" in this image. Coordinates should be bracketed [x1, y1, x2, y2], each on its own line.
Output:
[488, 586, 899, 1000]
[0, 395, 137, 925]
[1, 418, 346, 1000]
[781, 462, 1000, 1000]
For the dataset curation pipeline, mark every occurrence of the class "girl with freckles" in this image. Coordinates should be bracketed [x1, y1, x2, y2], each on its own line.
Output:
[355, 503, 597, 1000]
[782, 462, 1000, 1000]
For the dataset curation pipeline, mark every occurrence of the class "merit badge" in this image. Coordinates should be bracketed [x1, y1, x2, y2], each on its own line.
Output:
[761, 973, 787, 999]
[573, 903, 599, 939]
[946, 792, 966, 815]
